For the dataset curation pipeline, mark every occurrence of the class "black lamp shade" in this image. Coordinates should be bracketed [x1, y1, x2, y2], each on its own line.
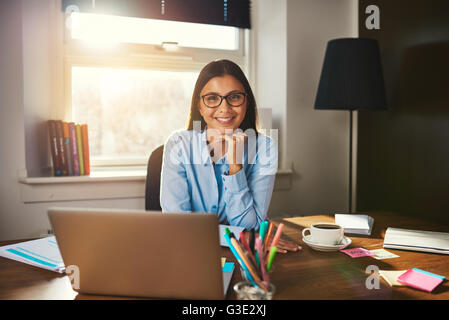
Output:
[314, 38, 387, 111]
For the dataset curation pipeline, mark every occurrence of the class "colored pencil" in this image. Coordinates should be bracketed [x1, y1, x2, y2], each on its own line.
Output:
[270, 223, 284, 249]
[267, 246, 278, 272]
[239, 231, 256, 265]
[230, 237, 267, 291]
[223, 232, 258, 287]
[249, 229, 255, 254]
[256, 238, 270, 284]
[264, 221, 275, 251]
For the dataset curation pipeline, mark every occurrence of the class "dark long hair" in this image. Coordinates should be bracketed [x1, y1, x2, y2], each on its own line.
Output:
[186, 59, 259, 133]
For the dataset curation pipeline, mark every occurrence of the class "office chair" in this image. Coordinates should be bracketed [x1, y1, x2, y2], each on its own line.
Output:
[145, 145, 164, 211]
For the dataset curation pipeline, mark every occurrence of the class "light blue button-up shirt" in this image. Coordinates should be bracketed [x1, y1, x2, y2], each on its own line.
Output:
[160, 129, 278, 230]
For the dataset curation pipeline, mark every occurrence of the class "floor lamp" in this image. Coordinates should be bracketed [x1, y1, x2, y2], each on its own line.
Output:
[314, 38, 387, 212]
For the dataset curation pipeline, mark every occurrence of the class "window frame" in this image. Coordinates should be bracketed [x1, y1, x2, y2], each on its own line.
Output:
[63, 13, 249, 168]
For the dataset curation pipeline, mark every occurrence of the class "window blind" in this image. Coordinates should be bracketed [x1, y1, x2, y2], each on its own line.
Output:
[62, 0, 251, 29]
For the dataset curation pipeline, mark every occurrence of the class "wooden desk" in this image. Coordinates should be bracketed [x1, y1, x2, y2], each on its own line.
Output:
[1, 211, 448, 300]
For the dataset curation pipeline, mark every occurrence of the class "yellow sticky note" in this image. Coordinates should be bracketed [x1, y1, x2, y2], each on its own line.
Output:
[379, 270, 407, 286]
[221, 257, 226, 268]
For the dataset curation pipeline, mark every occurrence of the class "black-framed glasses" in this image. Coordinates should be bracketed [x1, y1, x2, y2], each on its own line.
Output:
[201, 92, 247, 108]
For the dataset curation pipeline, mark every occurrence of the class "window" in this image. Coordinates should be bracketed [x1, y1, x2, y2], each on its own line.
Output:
[70, 12, 239, 50]
[72, 66, 198, 164]
[65, 12, 247, 167]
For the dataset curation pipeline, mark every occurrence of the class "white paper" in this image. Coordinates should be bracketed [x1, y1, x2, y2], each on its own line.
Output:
[383, 228, 449, 255]
[219, 224, 245, 247]
[379, 270, 407, 287]
[369, 248, 399, 260]
[0, 236, 65, 273]
[335, 214, 374, 235]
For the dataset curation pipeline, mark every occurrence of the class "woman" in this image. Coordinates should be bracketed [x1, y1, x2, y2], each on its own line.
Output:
[160, 59, 299, 252]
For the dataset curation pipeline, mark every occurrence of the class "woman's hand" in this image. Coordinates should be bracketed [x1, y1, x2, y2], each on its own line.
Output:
[222, 132, 247, 175]
[276, 237, 303, 253]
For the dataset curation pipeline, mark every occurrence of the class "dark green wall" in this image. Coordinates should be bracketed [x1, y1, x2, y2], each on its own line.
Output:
[357, 0, 449, 223]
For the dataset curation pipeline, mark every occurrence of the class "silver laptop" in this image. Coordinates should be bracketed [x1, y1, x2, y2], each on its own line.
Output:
[48, 207, 225, 299]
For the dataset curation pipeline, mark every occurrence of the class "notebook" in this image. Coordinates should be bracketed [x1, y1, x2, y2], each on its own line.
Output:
[383, 227, 449, 255]
[397, 268, 445, 292]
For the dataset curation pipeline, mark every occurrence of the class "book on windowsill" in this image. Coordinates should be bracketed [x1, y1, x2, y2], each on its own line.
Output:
[47, 120, 90, 177]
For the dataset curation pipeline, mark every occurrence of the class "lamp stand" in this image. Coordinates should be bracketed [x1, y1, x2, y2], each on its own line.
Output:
[349, 109, 353, 213]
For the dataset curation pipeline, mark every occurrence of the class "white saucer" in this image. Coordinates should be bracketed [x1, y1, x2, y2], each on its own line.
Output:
[302, 235, 352, 252]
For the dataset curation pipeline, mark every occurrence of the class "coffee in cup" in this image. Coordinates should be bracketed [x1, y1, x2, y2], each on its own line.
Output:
[302, 223, 344, 245]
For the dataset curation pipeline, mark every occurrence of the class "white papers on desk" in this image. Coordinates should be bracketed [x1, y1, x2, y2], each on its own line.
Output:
[0, 236, 65, 273]
[219, 224, 245, 247]
[335, 214, 374, 235]
[383, 228, 449, 255]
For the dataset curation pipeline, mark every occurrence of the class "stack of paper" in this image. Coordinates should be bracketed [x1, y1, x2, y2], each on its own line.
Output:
[0, 236, 65, 273]
[335, 214, 374, 235]
[383, 227, 449, 255]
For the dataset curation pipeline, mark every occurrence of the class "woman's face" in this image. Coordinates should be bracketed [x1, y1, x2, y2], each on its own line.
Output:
[199, 74, 247, 135]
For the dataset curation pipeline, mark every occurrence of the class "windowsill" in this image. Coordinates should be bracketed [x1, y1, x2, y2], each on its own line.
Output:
[18, 169, 147, 184]
[18, 168, 293, 203]
[19, 168, 293, 185]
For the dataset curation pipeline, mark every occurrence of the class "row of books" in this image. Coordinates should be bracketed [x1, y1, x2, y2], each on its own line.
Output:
[47, 120, 90, 176]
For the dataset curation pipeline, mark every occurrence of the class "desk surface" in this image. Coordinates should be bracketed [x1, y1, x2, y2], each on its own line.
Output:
[1, 211, 449, 300]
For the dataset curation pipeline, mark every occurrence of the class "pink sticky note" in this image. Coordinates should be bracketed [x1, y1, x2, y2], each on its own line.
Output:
[397, 269, 444, 292]
[340, 247, 375, 258]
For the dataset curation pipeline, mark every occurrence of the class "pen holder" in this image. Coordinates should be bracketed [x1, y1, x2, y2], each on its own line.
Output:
[233, 281, 275, 300]
[234, 266, 275, 300]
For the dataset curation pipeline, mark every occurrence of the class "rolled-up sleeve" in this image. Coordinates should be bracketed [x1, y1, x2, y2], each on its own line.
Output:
[222, 136, 278, 230]
[160, 133, 192, 213]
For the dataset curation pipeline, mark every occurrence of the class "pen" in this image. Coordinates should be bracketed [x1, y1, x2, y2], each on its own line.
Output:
[267, 245, 278, 272]
[263, 221, 275, 251]
[231, 232, 257, 273]
[256, 238, 270, 285]
[239, 231, 256, 265]
[259, 220, 268, 243]
[256, 221, 269, 268]
[224, 232, 258, 287]
[269, 223, 284, 249]
[230, 236, 267, 291]
[249, 229, 255, 255]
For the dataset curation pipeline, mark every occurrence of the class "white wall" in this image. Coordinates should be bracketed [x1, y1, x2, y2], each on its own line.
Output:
[22, 0, 64, 177]
[251, 0, 288, 169]
[0, 0, 358, 241]
[0, 0, 144, 241]
[0, 0, 28, 241]
[254, 0, 358, 216]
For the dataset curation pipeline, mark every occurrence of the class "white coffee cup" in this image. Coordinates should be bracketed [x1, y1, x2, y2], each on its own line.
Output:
[302, 223, 344, 245]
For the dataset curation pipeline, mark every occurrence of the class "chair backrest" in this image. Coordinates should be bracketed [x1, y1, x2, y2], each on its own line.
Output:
[145, 145, 164, 211]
